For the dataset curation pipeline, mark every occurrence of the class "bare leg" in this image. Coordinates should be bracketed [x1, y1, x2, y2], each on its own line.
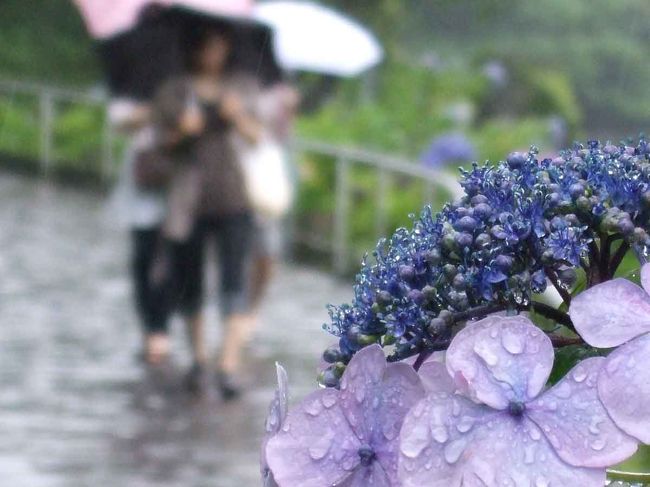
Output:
[218, 312, 253, 374]
[249, 255, 274, 312]
[186, 311, 207, 366]
[242, 255, 275, 343]
[144, 332, 170, 365]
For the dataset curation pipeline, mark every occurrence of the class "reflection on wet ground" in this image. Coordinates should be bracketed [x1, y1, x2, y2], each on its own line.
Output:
[0, 172, 349, 486]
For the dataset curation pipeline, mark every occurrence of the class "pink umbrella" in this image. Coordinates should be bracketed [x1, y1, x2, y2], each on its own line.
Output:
[73, 0, 254, 39]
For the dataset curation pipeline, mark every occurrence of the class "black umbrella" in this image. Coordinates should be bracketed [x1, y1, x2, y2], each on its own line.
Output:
[95, 5, 283, 100]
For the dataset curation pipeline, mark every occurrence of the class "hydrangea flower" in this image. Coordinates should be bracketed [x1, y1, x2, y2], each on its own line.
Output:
[321, 140, 650, 380]
[261, 363, 289, 487]
[569, 263, 650, 443]
[265, 345, 425, 487]
[398, 315, 638, 487]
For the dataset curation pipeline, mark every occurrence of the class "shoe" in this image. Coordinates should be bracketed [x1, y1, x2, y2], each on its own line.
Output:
[185, 363, 206, 394]
[217, 371, 242, 401]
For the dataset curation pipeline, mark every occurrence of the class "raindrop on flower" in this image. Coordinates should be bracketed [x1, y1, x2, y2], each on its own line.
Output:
[443, 438, 467, 464]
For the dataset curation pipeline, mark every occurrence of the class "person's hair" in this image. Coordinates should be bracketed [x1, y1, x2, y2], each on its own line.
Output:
[187, 23, 236, 73]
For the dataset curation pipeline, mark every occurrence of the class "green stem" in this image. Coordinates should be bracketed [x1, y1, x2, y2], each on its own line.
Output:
[609, 241, 630, 278]
[606, 468, 650, 483]
[545, 267, 572, 305]
[530, 301, 575, 331]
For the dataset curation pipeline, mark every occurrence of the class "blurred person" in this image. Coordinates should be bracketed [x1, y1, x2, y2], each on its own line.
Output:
[153, 26, 261, 398]
[108, 99, 171, 365]
[245, 82, 299, 322]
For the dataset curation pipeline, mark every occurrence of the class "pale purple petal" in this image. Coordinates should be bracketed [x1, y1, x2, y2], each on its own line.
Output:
[400, 350, 445, 367]
[336, 463, 391, 487]
[266, 388, 361, 487]
[339, 344, 387, 442]
[261, 364, 290, 486]
[642, 263, 650, 294]
[527, 357, 638, 468]
[398, 392, 605, 487]
[371, 363, 425, 484]
[265, 363, 289, 435]
[569, 278, 650, 347]
[599, 333, 650, 443]
[418, 361, 456, 394]
[446, 315, 554, 409]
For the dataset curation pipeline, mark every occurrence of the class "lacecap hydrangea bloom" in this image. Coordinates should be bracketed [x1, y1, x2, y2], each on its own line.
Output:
[399, 316, 637, 486]
[321, 140, 650, 381]
[263, 140, 650, 486]
[266, 345, 425, 486]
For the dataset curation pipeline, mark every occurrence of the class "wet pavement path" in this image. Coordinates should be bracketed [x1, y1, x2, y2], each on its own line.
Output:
[0, 172, 350, 486]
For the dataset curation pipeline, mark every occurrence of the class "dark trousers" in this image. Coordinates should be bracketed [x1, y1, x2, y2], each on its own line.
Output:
[169, 213, 253, 318]
[131, 228, 169, 334]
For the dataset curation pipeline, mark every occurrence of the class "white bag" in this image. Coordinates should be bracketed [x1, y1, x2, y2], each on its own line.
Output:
[239, 137, 294, 217]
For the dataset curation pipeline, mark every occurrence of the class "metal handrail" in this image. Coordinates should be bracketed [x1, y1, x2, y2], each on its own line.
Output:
[0, 78, 463, 273]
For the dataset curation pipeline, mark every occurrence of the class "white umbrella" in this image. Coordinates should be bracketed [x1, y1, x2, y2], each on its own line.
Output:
[253, 1, 383, 77]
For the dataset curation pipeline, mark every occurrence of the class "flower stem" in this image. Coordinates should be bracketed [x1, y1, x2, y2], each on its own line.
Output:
[588, 240, 602, 286]
[412, 350, 433, 371]
[549, 335, 584, 347]
[606, 469, 650, 483]
[529, 301, 575, 331]
[451, 303, 507, 324]
[544, 267, 572, 305]
[609, 240, 630, 278]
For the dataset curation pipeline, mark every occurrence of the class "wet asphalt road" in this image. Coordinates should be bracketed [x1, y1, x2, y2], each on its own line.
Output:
[0, 172, 350, 486]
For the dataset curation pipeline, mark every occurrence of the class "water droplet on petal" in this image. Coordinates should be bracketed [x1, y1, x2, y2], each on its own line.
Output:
[588, 419, 602, 435]
[401, 424, 430, 458]
[452, 400, 461, 417]
[524, 444, 536, 464]
[535, 477, 549, 487]
[456, 416, 474, 433]
[412, 401, 426, 419]
[591, 438, 606, 451]
[432, 426, 449, 444]
[501, 329, 525, 354]
[529, 427, 541, 441]
[443, 438, 467, 464]
[308, 431, 334, 460]
[321, 392, 337, 409]
[382, 421, 399, 441]
[304, 398, 323, 416]
[473, 342, 499, 366]
[572, 366, 587, 383]
[355, 387, 366, 403]
[367, 395, 378, 410]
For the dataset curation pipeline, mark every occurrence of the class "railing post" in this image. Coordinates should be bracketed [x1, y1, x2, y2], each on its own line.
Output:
[333, 156, 351, 275]
[375, 168, 389, 238]
[100, 108, 113, 182]
[39, 90, 54, 175]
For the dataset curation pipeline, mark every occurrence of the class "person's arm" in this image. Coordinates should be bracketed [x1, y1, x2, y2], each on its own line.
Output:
[108, 100, 151, 133]
[153, 79, 205, 149]
[220, 91, 262, 145]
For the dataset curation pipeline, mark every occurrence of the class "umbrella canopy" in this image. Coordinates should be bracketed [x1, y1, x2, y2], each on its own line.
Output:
[73, 0, 254, 39]
[73, 0, 281, 99]
[253, 1, 383, 77]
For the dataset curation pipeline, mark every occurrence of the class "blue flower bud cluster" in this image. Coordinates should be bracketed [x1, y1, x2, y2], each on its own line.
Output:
[319, 140, 650, 387]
